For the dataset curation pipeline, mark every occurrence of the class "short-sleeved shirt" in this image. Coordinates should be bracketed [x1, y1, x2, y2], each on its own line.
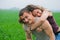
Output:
[47, 16, 58, 34]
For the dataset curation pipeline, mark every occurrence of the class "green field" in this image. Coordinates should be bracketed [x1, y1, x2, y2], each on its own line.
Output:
[0, 10, 60, 40]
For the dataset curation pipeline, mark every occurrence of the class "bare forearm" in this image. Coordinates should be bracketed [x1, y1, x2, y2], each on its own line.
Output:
[43, 20, 55, 40]
[26, 31, 32, 40]
[49, 31, 55, 40]
[50, 35, 55, 40]
[49, 30, 55, 40]
[26, 36, 32, 40]
[26, 38, 32, 40]
[31, 20, 44, 30]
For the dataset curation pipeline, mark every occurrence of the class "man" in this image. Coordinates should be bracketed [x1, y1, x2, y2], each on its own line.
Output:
[25, 5, 60, 40]
[19, 8, 55, 40]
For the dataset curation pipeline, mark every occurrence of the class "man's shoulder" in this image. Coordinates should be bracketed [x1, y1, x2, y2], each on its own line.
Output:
[23, 24, 29, 31]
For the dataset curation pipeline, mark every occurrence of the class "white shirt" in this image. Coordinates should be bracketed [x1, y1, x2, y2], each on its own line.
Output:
[24, 17, 50, 40]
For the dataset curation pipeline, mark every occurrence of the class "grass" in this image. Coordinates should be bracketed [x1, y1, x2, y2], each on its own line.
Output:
[0, 10, 60, 40]
[0, 10, 25, 40]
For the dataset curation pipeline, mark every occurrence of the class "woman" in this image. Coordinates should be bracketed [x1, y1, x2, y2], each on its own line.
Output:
[25, 4, 60, 40]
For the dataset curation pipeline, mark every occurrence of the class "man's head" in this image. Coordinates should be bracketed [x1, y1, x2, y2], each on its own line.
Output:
[25, 4, 44, 17]
[19, 8, 35, 24]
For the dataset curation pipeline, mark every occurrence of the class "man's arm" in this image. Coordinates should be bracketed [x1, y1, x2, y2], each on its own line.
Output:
[25, 30, 32, 40]
[23, 24, 32, 40]
[42, 20, 55, 40]
[31, 10, 51, 30]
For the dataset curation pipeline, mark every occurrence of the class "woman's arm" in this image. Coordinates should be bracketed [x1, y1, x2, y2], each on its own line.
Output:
[31, 10, 52, 30]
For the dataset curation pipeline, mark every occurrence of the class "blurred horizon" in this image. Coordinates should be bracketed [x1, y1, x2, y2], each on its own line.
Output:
[0, 7, 60, 12]
[0, 0, 60, 12]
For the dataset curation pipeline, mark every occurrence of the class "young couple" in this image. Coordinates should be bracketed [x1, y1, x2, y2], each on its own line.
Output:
[19, 4, 60, 40]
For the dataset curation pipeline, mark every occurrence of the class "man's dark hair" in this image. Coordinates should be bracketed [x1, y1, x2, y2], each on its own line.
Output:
[19, 8, 30, 17]
[19, 8, 30, 24]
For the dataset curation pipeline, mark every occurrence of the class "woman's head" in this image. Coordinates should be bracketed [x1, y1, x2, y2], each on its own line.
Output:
[19, 8, 35, 24]
[25, 4, 44, 17]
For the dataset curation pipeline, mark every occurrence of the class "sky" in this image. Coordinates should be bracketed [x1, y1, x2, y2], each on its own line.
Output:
[0, 0, 60, 11]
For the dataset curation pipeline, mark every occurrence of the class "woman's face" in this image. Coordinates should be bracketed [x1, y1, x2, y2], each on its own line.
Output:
[32, 9, 42, 17]
[20, 12, 35, 24]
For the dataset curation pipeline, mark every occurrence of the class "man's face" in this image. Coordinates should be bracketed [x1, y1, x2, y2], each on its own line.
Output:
[32, 9, 42, 17]
[20, 12, 35, 24]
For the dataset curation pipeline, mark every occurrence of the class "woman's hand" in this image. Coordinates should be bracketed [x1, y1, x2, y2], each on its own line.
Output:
[36, 27, 42, 32]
